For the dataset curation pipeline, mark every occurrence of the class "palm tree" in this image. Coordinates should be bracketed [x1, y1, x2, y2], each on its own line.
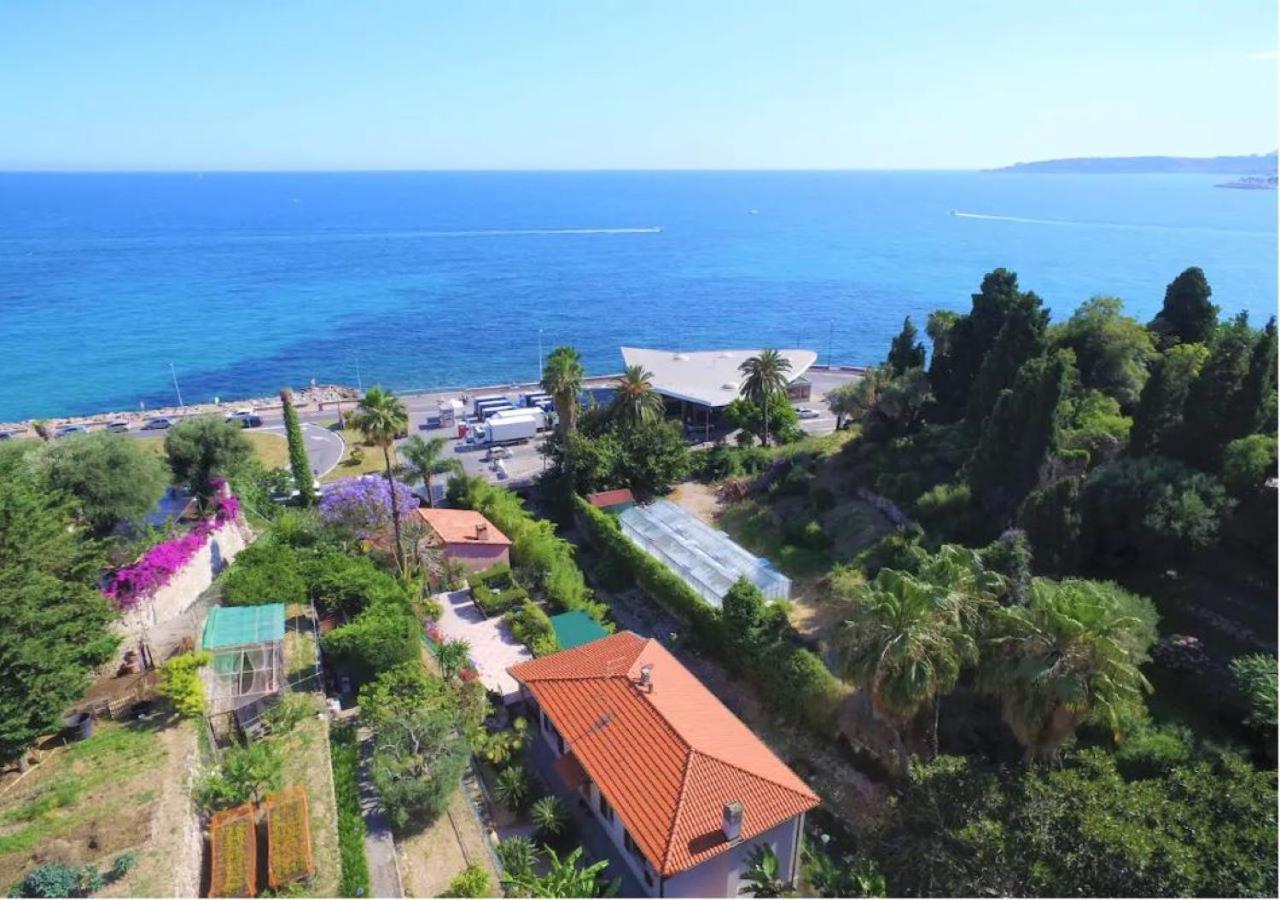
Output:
[979, 578, 1157, 764]
[836, 564, 981, 774]
[399, 435, 462, 508]
[433, 638, 471, 681]
[740, 844, 792, 897]
[609, 364, 664, 428]
[348, 386, 409, 573]
[739, 349, 793, 446]
[541, 346, 585, 437]
[493, 765, 529, 812]
[500, 845, 619, 898]
[529, 794, 567, 837]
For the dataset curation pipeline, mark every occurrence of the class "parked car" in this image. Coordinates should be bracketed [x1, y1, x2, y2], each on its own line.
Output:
[229, 414, 264, 428]
[106, 420, 131, 433]
[794, 406, 821, 420]
[142, 417, 174, 430]
[0, 429, 17, 440]
[54, 424, 89, 438]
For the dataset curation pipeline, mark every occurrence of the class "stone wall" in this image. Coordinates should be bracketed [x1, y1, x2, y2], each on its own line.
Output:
[112, 519, 253, 655]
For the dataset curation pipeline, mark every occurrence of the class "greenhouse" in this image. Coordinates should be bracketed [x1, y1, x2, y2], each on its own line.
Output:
[618, 500, 791, 608]
[200, 603, 286, 716]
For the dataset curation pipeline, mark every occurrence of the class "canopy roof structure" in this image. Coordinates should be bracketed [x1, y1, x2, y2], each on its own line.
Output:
[618, 500, 790, 606]
[548, 609, 608, 650]
[203, 604, 285, 649]
[619, 347, 817, 409]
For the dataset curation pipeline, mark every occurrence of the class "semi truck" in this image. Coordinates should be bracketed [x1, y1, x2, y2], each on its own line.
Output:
[474, 397, 516, 420]
[465, 412, 539, 446]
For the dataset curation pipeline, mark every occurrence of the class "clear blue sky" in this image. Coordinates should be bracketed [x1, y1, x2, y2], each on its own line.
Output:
[1, 0, 1274, 170]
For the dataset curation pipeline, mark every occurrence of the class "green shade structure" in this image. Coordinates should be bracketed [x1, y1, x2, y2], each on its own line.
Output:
[549, 609, 608, 650]
[202, 603, 286, 649]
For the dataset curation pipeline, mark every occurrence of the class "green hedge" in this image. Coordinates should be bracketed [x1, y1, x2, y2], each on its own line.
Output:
[505, 599, 559, 657]
[575, 496, 844, 735]
[330, 724, 372, 898]
[575, 497, 721, 645]
[470, 563, 530, 618]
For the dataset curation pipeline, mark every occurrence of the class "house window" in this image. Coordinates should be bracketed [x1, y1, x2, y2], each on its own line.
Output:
[597, 791, 614, 823]
[623, 829, 644, 863]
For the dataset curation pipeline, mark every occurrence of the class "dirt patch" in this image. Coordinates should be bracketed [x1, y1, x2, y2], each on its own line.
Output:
[274, 700, 342, 898]
[667, 480, 722, 525]
[0, 718, 198, 896]
[397, 786, 498, 898]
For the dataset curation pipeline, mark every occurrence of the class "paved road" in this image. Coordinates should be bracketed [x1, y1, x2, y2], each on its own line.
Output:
[256, 422, 346, 479]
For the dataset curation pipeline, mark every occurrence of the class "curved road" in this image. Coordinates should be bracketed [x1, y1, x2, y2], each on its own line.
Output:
[259, 422, 345, 479]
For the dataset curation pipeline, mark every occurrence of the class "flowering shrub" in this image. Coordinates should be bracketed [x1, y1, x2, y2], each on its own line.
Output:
[319, 476, 420, 541]
[103, 484, 241, 609]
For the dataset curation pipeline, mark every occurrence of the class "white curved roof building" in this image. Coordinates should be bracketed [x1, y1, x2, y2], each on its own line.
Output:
[619, 347, 817, 409]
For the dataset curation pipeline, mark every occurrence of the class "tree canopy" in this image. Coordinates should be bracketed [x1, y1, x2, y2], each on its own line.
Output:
[42, 431, 169, 536]
[164, 414, 252, 501]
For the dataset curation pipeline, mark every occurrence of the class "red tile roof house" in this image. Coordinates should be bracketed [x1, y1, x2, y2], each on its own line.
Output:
[415, 508, 511, 572]
[509, 631, 819, 898]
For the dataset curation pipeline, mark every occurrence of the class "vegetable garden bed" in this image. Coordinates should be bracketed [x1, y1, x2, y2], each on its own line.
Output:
[264, 786, 314, 888]
[209, 803, 258, 898]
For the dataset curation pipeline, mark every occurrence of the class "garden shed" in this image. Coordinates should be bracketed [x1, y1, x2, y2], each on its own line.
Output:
[201, 604, 286, 716]
[618, 500, 791, 607]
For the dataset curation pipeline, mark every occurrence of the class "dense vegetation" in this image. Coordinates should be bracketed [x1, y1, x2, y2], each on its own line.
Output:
[819, 266, 1278, 896]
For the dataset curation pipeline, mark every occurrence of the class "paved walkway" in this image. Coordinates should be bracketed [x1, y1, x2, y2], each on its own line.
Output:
[433, 589, 532, 704]
[357, 726, 405, 898]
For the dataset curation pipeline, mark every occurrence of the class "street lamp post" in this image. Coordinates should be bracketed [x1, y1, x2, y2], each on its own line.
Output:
[168, 362, 184, 409]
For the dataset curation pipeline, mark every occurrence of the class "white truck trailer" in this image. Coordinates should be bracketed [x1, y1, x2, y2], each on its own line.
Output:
[466, 412, 539, 446]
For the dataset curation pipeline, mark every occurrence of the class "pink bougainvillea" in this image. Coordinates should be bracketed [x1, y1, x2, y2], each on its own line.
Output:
[103, 486, 242, 609]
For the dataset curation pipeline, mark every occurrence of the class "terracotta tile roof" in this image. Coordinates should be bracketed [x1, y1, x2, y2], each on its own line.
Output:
[509, 632, 819, 877]
[586, 488, 635, 509]
[415, 508, 511, 546]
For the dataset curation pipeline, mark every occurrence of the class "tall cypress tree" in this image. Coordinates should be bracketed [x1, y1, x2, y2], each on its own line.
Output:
[1179, 314, 1256, 470]
[1149, 266, 1219, 349]
[280, 388, 317, 507]
[967, 350, 1073, 520]
[1129, 343, 1209, 457]
[966, 311, 1048, 428]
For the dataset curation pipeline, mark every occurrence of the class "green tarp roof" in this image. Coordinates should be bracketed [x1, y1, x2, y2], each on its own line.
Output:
[202, 603, 286, 650]
[549, 610, 608, 651]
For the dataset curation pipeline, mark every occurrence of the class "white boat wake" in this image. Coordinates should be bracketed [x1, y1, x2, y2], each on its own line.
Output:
[951, 210, 1272, 238]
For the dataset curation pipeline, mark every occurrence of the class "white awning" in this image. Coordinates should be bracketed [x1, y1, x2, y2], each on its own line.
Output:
[619, 347, 817, 409]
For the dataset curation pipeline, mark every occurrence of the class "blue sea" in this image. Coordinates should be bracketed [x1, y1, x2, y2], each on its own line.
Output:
[0, 171, 1275, 422]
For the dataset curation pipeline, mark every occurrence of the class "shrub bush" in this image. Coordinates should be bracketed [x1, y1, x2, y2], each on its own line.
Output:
[321, 602, 420, 682]
[157, 650, 211, 717]
[505, 600, 559, 657]
[440, 864, 492, 898]
[330, 724, 371, 897]
[222, 540, 308, 606]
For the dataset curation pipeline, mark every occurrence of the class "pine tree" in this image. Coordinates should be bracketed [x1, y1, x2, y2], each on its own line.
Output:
[966, 312, 1047, 428]
[280, 388, 316, 507]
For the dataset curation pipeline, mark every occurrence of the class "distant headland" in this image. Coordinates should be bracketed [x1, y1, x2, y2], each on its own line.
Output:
[989, 151, 1278, 175]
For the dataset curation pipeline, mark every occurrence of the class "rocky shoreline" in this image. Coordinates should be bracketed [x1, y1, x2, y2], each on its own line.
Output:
[0, 384, 359, 435]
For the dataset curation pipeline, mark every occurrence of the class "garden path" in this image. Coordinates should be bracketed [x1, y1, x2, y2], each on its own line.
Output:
[357, 726, 404, 898]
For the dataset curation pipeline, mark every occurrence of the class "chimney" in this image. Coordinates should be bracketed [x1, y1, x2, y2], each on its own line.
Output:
[639, 664, 653, 690]
[722, 801, 743, 844]
[475, 523, 487, 540]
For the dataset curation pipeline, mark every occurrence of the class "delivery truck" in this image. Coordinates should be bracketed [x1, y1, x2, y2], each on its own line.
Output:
[466, 412, 539, 446]
[474, 398, 516, 420]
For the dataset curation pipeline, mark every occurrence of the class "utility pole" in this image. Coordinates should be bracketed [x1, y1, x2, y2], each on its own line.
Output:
[168, 362, 184, 408]
[354, 356, 363, 393]
[537, 328, 544, 382]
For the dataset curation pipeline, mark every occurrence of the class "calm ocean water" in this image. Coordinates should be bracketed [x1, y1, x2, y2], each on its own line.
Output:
[0, 171, 1274, 421]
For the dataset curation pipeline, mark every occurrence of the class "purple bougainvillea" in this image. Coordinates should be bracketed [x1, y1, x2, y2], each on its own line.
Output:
[103, 483, 242, 609]
[318, 476, 420, 541]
